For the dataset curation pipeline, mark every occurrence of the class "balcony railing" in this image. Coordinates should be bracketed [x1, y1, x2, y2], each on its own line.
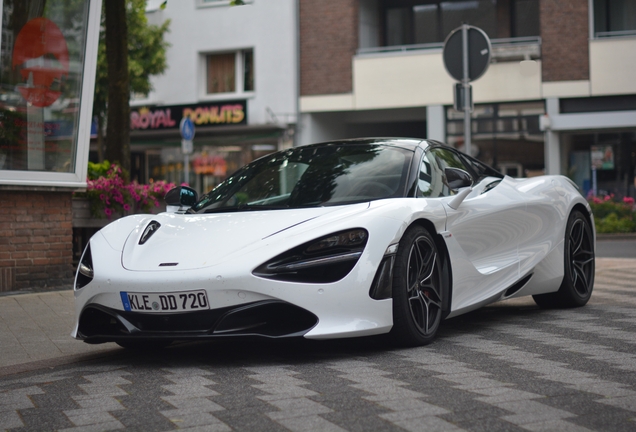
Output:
[357, 37, 541, 62]
[595, 29, 636, 39]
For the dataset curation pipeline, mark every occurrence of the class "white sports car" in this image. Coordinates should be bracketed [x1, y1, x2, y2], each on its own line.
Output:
[73, 138, 595, 347]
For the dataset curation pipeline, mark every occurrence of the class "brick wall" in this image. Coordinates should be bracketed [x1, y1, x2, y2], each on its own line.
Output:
[540, 0, 590, 82]
[300, 0, 358, 96]
[0, 191, 74, 292]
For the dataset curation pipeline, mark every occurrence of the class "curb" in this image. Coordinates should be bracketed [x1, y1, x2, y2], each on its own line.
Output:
[596, 233, 636, 241]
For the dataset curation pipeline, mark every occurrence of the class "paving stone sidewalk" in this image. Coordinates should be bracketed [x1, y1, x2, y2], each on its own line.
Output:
[0, 258, 634, 373]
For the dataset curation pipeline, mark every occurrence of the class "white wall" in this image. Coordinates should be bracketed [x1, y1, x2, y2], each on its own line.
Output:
[590, 37, 636, 96]
[141, 0, 297, 126]
[298, 112, 347, 146]
[300, 50, 544, 113]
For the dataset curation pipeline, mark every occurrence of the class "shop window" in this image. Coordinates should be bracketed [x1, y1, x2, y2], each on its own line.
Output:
[594, 0, 636, 37]
[205, 50, 254, 95]
[0, 1, 90, 174]
[381, 0, 539, 46]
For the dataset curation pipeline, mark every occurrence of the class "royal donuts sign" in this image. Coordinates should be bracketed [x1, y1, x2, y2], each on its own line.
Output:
[131, 100, 247, 131]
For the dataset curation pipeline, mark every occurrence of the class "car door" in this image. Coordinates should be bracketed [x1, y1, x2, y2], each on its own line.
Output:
[424, 147, 526, 313]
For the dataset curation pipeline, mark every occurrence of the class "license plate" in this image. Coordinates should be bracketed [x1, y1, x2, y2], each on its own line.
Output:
[120, 290, 209, 313]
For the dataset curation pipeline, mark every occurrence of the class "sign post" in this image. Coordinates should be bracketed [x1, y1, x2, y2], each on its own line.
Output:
[180, 117, 195, 185]
[443, 25, 491, 155]
[462, 25, 471, 155]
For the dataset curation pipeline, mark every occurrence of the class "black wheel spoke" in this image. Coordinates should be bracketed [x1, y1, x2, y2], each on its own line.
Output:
[409, 295, 427, 330]
[420, 255, 436, 285]
[534, 210, 594, 309]
[405, 236, 443, 336]
[565, 213, 594, 302]
[394, 228, 445, 345]
[418, 291, 431, 332]
[573, 265, 589, 294]
[570, 220, 584, 256]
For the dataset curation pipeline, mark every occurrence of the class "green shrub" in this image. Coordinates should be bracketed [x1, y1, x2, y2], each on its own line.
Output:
[595, 213, 636, 234]
[588, 195, 636, 233]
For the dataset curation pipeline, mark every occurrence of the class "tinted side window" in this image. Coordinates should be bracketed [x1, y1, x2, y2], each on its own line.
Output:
[418, 151, 450, 197]
[430, 148, 467, 171]
[429, 148, 472, 196]
[459, 153, 503, 180]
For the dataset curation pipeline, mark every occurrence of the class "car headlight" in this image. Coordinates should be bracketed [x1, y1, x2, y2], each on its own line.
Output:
[75, 244, 93, 290]
[253, 228, 368, 283]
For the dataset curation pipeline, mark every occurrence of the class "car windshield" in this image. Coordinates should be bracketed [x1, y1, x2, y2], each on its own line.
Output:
[191, 143, 413, 213]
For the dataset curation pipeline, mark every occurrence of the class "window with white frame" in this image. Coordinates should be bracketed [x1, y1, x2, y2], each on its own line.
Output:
[593, 0, 636, 37]
[205, 49, 254, 95]
[0, 0, 96, 182]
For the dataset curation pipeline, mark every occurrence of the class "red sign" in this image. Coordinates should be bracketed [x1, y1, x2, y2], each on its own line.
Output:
[12, 18, 70, 107]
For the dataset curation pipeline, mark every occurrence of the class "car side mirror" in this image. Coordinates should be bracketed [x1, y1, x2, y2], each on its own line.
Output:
[165, 186, 198, 209]
[445, 167, 473, 190]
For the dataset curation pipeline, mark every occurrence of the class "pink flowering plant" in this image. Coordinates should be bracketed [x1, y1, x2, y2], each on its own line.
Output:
[77, 162, 177, 219]
[587, 192, 636, 233]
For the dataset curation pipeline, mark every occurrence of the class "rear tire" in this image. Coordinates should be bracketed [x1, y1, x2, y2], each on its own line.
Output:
[533, 210, 595, 308]
[390, 226, 444, 346]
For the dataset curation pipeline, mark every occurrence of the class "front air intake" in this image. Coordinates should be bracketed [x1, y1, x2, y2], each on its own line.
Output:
[139, 220, 161, 245]
[75, 244, 93, 290]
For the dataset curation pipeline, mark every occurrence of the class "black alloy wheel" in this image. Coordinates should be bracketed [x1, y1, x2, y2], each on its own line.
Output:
[533, 210, 595, 308]
[390, 225, 444, 346]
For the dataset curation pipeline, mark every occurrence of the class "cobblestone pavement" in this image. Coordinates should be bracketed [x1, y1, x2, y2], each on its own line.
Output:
[0, 259, 635, 431]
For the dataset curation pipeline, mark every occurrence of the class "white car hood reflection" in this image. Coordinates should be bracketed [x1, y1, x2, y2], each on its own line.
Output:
[121, 205, 364, 271]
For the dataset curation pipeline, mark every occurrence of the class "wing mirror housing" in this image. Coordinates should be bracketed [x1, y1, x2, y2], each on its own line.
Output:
[445, 167, 473, 190]
[445, 168, 473, 210]
[165, 186, 198, 212]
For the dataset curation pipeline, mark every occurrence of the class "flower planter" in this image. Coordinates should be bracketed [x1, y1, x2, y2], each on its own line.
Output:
[72, 198, 168, 228]
[72, 197, 114, 228]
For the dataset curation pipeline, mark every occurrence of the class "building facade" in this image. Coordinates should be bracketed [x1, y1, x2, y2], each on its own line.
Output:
[298, 0, 636, 198]
[125, 0, 298, 194]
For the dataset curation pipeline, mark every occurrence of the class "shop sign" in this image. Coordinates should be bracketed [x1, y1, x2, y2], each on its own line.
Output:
[131, 100, 247, 131]
[591, 145, 614, 170]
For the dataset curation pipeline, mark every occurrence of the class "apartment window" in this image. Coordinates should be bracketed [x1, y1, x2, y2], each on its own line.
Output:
[594, 0, 636, 37]
[205, 50, 254, 95]
[383, 0, 539, 46]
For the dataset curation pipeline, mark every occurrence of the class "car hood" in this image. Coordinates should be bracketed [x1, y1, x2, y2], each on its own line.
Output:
[121, 205, 368, 271]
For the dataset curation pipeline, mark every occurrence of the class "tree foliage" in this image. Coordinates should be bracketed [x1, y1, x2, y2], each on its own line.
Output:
[94, 0, 170, 171]
[127, 0, 171, 99]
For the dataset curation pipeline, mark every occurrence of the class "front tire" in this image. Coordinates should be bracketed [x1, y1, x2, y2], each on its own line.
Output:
[390, 226, 444, 346]
[533, 210, 595, 308]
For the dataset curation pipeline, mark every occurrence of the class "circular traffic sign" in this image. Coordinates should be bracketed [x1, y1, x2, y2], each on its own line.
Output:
[180, 117, 195, 141]
[443, 25, 491, 82]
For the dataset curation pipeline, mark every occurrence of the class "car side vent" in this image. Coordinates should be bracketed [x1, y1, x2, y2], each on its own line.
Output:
[139, 220, 161, 245]
[503, 273, 533, 298]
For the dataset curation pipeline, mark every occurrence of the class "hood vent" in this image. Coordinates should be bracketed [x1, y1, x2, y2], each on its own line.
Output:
[139, 221, 161, 245]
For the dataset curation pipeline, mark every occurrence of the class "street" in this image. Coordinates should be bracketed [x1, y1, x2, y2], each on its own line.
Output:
[1, 255, 635, 431]
[596, 237, 636, 259]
